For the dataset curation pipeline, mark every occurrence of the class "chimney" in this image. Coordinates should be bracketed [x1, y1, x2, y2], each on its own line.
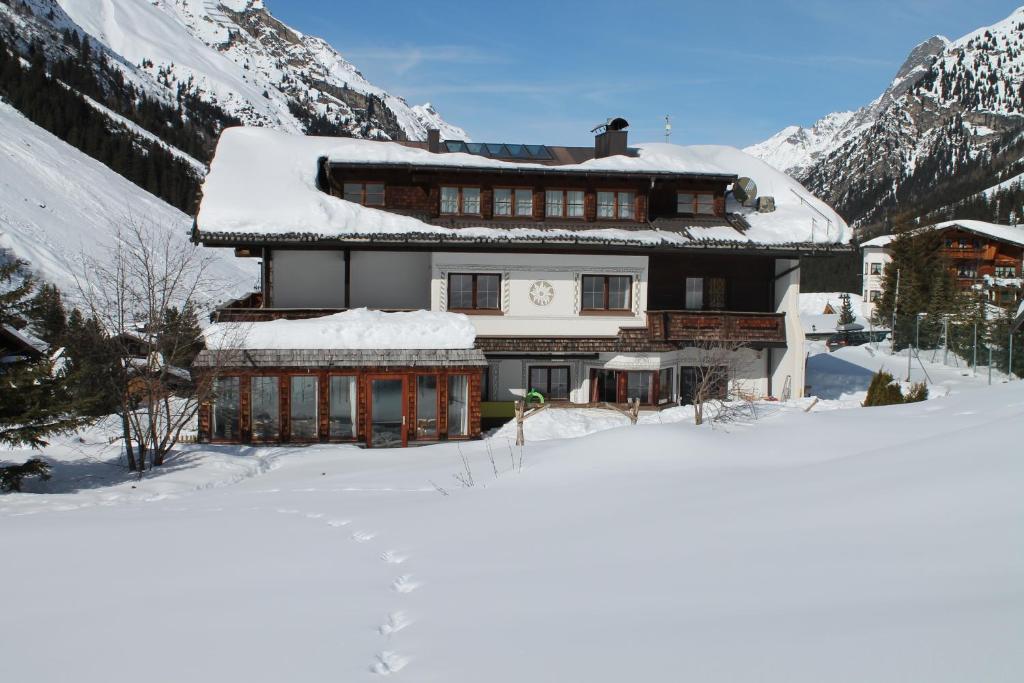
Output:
[593, 117, 629, 158]
[427, 129, 441, 153]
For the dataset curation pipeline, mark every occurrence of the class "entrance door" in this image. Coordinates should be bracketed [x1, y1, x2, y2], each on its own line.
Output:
[368, 376, 407, 448]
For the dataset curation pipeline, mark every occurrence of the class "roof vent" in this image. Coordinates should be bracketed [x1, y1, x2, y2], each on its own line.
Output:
[593, 117, 629, 158]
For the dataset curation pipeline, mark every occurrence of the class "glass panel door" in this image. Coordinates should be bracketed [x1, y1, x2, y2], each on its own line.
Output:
[415, 376, 438, 440]
[329, 376, 356, 439]
[212, 377, 240, 440]
[447, 375, 469, 437]
[250, 376, 279, 441]
[370, 378, 405, 448]
[290, 376, 318, 441]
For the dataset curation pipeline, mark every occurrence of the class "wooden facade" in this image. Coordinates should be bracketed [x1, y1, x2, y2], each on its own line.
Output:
[197, 366, 484, 447]
[938, 226, 1024, 306]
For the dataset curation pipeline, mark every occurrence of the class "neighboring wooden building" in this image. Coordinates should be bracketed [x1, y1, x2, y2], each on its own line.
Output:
[192, 119, 850, 446]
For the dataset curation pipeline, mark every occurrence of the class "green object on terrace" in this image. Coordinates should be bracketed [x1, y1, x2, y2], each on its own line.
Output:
[525, 389, 545, 404]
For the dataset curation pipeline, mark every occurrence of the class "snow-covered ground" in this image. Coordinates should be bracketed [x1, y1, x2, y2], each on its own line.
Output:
[1, 346, 1021, 682]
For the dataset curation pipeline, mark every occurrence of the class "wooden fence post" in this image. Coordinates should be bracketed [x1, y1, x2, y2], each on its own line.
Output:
[514, 400, 525, 446]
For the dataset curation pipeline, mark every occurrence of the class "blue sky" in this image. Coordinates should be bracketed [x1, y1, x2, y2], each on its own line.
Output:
[266, 0, 1021, 147]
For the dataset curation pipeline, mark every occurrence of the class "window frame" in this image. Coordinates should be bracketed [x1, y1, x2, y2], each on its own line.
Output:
[327, 373, 358, 442]
[288, 374, 320, 443]
[439, 186, 482, 216]
[545, 188, 586, 219]
[528, 365, 571, 402]
[211, 375, 241, 442]
[446, 373, 471, 439]
[580, 274, 633, 313]
[447, 273, 502, 313]
[676, 191, 715, 215]
[869, 262, 883, 275]
[414, 373, 441, 441]
[995, 264, 1018, 278]
[342, 181, 386, 207]
[249, 375, 280, 443]
[492, 186, 534, 218]
[658, 367, 674, 404]
[596, 189, 637, 221]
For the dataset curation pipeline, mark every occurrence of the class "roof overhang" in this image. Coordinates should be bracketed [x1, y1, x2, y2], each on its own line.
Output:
[325, 160, 738, 183]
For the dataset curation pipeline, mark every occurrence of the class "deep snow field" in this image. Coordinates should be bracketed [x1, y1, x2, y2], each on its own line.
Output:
[1, 345, 1022, 682]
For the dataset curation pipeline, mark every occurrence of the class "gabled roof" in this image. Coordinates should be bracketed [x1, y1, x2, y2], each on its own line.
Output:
[860, 234, 895, 248]
[0, 324, 48, 362]
[194, 128, 850, 250]
[931, 220, 1024, 247]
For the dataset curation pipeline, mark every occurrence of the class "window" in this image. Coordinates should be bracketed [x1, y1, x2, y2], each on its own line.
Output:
[545, 190, 585, 218]
[528, 366, 570, 401]
[706, 277, 726, 310]
[212, 377, 240, 440]
[869, 263, 883, 275]
[581, 275, 631, 311]
[329, 375, 356, 439]
[677, 192, 714, 215]
[626, 371, 652, 404]
[956, 263, 978, 278]
[494, 188, 533, 217]
[343, 182, 385, 206]
[685, 277, 703, 310]
[290, 376, 318, 441]
[440, 186, 480, 215]
[448, 273, 501, 310]
[869, 290, 881, 302]
[416, 375, 438, 439]
[658, 367, 674, 404]
[597, 191, 635, 219]
[251, 377, 279, 441]
[995, 265, 1018, 278]
[447, 374, 469, 437]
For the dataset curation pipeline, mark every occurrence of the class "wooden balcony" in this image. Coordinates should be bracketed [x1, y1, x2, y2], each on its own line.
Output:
[647, 310, 787, 345]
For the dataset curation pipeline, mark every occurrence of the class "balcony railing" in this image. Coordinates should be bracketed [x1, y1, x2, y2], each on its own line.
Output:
[647, 310, 786, 344]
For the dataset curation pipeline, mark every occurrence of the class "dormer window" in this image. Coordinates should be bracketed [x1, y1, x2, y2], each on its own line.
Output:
[597, 191, 635, 220]
[441, 186, 481, 215]
[494, 188, 533, 217]
[343, 182, 385, 206]
[678, 192, 715, 215]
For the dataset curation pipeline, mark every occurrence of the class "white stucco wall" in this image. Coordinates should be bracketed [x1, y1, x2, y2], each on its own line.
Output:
[431, 252, 648, 337]
[350, 251, 431, 309]
[862, 246, 892, 320]
[772, 258, 804, 400]
[270, 249, 346, 308]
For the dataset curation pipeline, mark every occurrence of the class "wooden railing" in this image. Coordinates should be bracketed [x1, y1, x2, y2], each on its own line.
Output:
[647, 310, 786, 344]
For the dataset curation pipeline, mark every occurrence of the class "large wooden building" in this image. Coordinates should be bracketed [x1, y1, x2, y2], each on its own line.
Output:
[191, 119, 849, 447]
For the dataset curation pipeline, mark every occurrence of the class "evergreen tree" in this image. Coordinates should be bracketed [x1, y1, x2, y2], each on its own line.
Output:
[0, 258, 33, 327]
[837, 293, 856, 326]
[27, 283, 67, 347]
[0, 269, 93, 448]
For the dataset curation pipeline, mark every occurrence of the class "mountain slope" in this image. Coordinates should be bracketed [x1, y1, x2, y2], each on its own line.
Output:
[52, 0, 466, 142]
[0, 98, 257, 298]
[745, 9, 1024, 230]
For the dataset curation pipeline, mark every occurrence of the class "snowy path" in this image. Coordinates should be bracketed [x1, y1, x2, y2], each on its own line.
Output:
[2, 382, 1023, 681]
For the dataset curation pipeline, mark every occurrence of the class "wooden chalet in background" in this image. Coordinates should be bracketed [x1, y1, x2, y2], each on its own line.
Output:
[191, 118, 850, 447]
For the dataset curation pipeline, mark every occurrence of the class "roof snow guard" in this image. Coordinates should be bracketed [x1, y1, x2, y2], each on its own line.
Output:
[194, 128, 850, 249]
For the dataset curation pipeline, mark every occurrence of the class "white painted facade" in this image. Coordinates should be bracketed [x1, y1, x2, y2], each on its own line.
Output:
[861, 242, 893, 320]
[263, 249, 805, 404]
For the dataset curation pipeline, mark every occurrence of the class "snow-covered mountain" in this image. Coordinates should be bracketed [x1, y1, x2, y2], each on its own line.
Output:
[0, 99, 257, 300]
[2, 0, 466, 143]
[746, 9, 1024, 228]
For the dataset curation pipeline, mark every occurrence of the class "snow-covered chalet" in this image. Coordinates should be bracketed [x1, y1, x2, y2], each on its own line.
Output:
[191, 119, 849, 447]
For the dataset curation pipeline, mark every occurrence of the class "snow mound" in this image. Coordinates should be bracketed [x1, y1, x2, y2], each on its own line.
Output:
[204, 308, 477, 350]
[196, 128, 849, 247]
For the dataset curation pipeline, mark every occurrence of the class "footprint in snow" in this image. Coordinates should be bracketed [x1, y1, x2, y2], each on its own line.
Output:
[391, 575, 420, 593]
[327, 519, 351, 528]
[378, 611, 412, 636]
[304, 512, 324, 519]
[276, 508, 300, 514]
[371, 651, 408, 675]
[352, 530, 377, 543]
[380, 551, 407, 565]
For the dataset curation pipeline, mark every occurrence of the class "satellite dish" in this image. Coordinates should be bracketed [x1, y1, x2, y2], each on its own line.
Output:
[732, 177, 757, 206]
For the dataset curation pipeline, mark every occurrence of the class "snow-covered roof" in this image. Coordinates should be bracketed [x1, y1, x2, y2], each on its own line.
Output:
[195, 127, 850, 248]
[860, 234, 895, 248]
[931, 220, 1024, 247]
[1, 324, 48, 355]
[203, 309, 476, 351]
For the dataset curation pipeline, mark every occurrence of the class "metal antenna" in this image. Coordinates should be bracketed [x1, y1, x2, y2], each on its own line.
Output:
[664, 115, 672, 142]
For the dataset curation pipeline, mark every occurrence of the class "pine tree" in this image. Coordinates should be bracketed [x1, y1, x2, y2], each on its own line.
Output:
[27, 283, 67, 347]
[837, 293, 856, 326]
